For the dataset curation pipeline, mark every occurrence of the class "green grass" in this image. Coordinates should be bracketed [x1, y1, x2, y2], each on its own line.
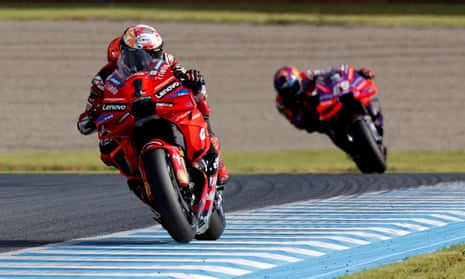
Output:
[2, 2, 465, 27]
[0, 150, 111, 173]
[227, 149, 465, 174]
[341, 244, 465, 279]
[1, 149, 464, 173]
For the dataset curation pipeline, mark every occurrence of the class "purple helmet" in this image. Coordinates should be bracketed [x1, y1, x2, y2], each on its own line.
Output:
[273, 65, 303, 103]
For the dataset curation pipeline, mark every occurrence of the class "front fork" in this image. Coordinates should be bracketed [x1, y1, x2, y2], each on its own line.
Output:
[192, 148, 221, 234]
[135, 141, 192, 222]
[137, 138, 222, 234]
[359, 115, 383, 143]
[140, 140, 191, 190]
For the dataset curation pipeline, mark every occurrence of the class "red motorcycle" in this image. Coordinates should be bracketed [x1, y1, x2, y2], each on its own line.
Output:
[315, 65, 387, 173]
[95, 49, 225, 243]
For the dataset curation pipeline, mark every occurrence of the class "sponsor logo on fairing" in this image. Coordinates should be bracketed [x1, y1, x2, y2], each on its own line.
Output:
[96, 114, 115, 124]
[104, 83, 119, 95]
[108, 76, 123, 87]
[155, 81, 180, 98]
[169, 89, 190, 98]
[156, 63, 169, 79]
[149, 59, 167, 79]
[102, 104, 127, 111]
[156, 103, 174, 108]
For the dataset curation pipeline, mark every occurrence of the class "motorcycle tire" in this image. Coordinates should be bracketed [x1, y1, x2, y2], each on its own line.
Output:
[195, 207, 226, 241]
[350, 118, 387, 174]
[142, 148, 195, 243]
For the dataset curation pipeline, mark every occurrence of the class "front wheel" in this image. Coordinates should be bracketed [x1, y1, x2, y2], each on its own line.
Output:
[350, 118, 387, 173]
[142, 149, 195, 243]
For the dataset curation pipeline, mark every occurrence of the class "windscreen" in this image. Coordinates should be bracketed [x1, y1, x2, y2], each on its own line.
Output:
[117, 48, 155, 79]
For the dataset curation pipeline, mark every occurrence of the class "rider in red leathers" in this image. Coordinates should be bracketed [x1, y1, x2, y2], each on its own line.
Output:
[78, 24, 229, 189]
[273, 64, 384, 154]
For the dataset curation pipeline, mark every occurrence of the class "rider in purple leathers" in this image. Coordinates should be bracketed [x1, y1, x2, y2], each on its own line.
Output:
[273, 64, 384, 154]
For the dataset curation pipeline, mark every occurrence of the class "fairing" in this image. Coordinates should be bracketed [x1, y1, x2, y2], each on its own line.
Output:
[315, 65, 378, 121]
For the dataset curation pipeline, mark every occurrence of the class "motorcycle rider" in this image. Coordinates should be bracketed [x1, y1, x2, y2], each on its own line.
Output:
[273, 64, 384, 155]
[77, 24, 230, 190]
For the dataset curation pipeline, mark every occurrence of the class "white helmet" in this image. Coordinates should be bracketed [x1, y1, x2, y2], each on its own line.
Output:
[121, 24, 164, 58]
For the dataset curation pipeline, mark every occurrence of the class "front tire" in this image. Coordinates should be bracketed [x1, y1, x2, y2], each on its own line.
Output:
[142, 149, 195, 243]
[350, 118, 387, 173]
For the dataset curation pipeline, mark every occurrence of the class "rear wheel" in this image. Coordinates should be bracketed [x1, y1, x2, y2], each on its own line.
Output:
[142, 149, 195, 243]
[195, 210, 225, 240]
[350, 118, 387, 173]
[195, 197, 226, 241]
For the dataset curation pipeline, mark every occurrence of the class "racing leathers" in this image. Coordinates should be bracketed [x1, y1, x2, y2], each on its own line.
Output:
[78, 45, 229, 186]
[276, 64, 384, 153]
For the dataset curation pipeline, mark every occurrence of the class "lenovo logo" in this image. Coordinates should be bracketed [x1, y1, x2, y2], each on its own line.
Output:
[155, 81, 180, 98]
[102, 104, 127, 111]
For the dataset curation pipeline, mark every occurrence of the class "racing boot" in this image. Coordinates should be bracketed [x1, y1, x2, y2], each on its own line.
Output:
[209, 133, 229, 186]
[203, 114, 229, 186]
[217, 157, 230, 186]
[367, 98, 384, 137]
[127, 178, 147, 203]
[366, 99, 387, 160]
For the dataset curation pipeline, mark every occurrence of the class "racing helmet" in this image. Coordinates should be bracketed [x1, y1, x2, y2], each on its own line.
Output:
[107, 37, 121, 62]
[120, 24, 164, 59]
[273, 65, 303, 103]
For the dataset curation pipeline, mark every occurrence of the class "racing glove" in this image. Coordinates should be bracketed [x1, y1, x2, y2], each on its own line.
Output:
[77, 113, 96, 135]
[182, 69, 205, 93]
[358, 67, 375, 79]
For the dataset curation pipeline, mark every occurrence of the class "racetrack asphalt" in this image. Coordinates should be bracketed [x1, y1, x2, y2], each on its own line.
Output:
[2, 173, 465, 253]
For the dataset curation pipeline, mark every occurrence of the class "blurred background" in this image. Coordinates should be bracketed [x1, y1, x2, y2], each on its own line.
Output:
[0, 1, 464, 154]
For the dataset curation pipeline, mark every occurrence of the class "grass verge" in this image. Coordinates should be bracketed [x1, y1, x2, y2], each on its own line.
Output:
[1, 149, 463, 173]
[1, 2, 465, 27]
[341, 244, 465, 279]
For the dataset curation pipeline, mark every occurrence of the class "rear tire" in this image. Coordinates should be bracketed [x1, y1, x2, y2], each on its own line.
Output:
[350, 118, 387, 173]
[142, 149, 195, 243]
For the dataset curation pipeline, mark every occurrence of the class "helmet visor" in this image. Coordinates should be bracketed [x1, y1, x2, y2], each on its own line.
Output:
[279, 79, 302, 103]
[146, 48, 163, 59]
